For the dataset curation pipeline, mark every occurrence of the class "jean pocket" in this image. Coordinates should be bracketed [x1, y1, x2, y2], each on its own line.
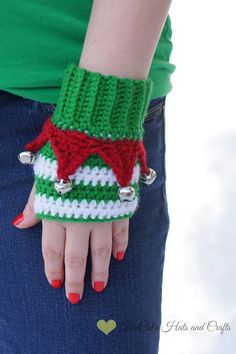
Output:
[144, 96, 166, 122]
[36, 102, 57, 116]
[161, 182, 170, 225]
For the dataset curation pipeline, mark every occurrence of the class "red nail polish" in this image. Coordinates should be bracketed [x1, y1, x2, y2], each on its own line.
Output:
[94, 281, 104, 292]
[51, 279, 62, 289]
[68, 293, 80, 304]
[116, 251, 125, 261]
[12, 212, 24, 226]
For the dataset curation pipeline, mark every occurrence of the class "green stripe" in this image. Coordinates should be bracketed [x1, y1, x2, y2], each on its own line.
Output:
[35, 175, 140, 203]
[35, 211, 137, 223]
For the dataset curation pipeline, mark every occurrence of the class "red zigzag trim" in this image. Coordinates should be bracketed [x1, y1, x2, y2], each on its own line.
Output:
[25, 116, 150, 187]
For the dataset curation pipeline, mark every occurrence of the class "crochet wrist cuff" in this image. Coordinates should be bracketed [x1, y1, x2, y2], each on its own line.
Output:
[18, 63, 157, 222]
[52, 63, 153, 141]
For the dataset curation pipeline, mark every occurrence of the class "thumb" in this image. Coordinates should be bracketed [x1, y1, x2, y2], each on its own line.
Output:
[12, 182, 40, 229]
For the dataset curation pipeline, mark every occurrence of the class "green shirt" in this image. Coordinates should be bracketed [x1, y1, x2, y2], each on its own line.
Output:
[0, 0, 176, 103]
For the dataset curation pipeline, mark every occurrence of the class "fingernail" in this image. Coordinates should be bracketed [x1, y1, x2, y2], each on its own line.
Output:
[94, 281, 104, 293]
[116, 251, 125, 261]
[68, 293, 80, 304]
[51, 279, 62, 289]
[12, 212, 24, 226]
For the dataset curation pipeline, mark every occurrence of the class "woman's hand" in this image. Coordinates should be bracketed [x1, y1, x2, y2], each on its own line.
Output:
[12, 182, 129, 304]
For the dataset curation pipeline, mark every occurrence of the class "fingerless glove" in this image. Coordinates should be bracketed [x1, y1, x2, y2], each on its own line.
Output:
[18, 63, 157, 222]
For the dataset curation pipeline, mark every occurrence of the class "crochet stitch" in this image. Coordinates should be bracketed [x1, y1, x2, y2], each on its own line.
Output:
[25, 116, 150, 187]
[19, 63, 155, 222]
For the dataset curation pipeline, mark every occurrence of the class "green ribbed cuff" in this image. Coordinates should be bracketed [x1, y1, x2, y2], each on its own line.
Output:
[51, 63, 153, 141]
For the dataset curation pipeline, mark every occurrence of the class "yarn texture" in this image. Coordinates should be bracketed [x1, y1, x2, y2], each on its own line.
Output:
[23, 63, 153, 222]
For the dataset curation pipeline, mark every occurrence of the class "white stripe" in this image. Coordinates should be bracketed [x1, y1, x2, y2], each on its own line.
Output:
[34, 194, 139, 220]
[33, 153, 140, 186]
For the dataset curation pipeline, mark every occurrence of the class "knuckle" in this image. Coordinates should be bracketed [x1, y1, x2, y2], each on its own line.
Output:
[91, 246, 111, 259]
[47, 270, 61, 278]
[27, 202, 34, 214]
[113, 226, 128, 242]
[26, 201, 35, 215]
[42, 246, 63, 262]
[65, 254, 86, 269]
[93, 270, 109, 279]
[114, 241, 128, 250]
[66, 279, 84, 288]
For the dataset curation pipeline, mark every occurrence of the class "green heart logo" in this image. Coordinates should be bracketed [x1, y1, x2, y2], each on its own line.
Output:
[97, 319, 117, 335]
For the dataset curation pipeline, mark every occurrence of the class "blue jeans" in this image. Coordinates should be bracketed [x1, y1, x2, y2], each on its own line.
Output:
[0, 90, 169, 354]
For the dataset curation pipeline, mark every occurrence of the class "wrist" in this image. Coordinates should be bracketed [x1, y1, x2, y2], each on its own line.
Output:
[52, 63, 153, 141]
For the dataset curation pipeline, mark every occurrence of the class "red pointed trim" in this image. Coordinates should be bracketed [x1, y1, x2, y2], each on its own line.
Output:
[26, 116, 150, 187]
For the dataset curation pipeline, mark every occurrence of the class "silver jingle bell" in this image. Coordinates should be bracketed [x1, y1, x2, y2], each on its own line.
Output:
[118, 186, 136, 202]
[140, 167, 157, 185]
[54, 179, 73, 195]
[18, 151, 35, 165]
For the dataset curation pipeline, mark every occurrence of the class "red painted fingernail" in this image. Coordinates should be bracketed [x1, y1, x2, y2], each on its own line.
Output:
[51, 279, 62, 289]
[116, 251, 125, 261]
[12, 212, 24, 226]
[68, 293, 80, 304]
[94, 281, 104, 292]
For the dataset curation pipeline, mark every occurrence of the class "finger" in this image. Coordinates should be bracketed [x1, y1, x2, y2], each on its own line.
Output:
[112, 219, 129, 261]
[12, 182, 40, 228]
[90, 222, 112, 293]
[64, 223, 90, 304]
[42, 220, 66, 289]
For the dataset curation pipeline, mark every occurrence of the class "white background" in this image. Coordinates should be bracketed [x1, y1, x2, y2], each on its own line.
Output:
[159, 1, 236, 353]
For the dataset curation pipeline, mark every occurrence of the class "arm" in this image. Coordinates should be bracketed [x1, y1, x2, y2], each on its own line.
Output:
[20, 0, 173, 222]
[79, 0, 172, 79]
[17, 0, 173, 304]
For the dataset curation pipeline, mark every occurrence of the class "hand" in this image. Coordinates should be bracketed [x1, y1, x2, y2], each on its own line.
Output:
[12, 182, 129, 304]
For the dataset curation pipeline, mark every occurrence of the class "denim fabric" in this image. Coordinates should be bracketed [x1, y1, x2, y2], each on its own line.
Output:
[0, 90, 169, 354]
